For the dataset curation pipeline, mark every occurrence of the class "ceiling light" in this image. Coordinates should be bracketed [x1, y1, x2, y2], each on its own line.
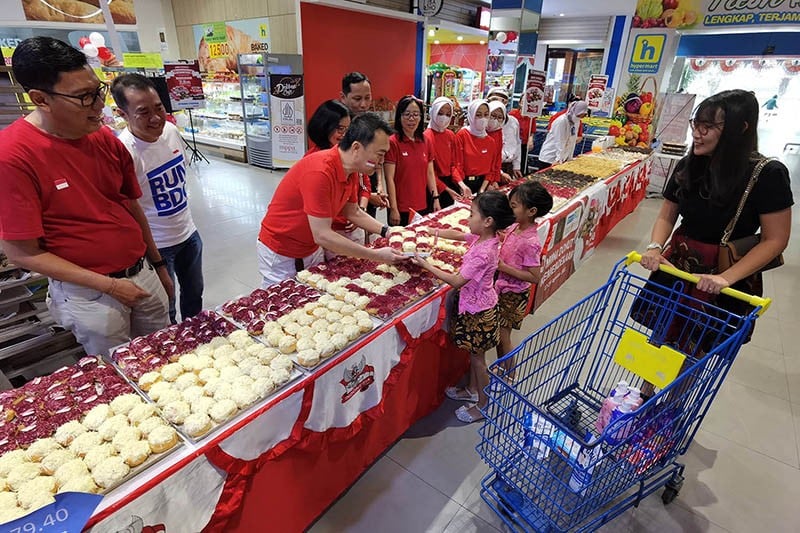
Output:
[428, 29, 435, 37]
[479, 40, 485, 45]
[433, 40, 440, 45]
[457, 35, 463, 41]
[559, 13, 565, 16]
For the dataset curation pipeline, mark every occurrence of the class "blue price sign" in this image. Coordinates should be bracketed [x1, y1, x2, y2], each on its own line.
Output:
[0, 492, 103, 533]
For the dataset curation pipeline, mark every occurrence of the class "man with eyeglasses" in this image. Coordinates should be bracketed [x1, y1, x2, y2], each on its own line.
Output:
[0, 37, 171, 356]
[112, 73, 203, 325]
[340, 72, 389, 220]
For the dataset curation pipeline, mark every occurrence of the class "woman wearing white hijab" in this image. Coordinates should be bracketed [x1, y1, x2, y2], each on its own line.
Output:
[424, 97, 471, 208]
[538, 100, 589, 166]
[454, 99, 501, 194]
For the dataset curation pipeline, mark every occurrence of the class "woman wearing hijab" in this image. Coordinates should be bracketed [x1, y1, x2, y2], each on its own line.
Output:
[487, 101, 515, 184]
[424, 96, 471, 209]
[454, 99, 501, 195]
[539, 100, 589, 166]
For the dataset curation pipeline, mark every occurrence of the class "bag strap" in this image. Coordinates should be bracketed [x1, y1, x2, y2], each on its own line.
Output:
[720, 157, 773, 246]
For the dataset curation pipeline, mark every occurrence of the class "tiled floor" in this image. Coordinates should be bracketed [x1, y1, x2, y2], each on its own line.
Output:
[188, 152, 799, 533]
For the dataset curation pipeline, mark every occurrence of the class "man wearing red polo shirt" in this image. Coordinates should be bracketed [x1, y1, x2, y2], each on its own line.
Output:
[0, 37, 171, 356]
[258, 113, 404, 285]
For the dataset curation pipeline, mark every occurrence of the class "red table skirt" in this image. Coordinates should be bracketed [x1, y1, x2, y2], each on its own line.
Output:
[225, 337, 469, 532]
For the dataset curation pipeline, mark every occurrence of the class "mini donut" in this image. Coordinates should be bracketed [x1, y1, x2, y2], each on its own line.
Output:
[246, 343, 266, 356]
[271, 367, 291, 385]
[0, 491, 17, 510]
[313, 331, 330, 345]
[270, 354, 294, 374]
[25, 438, 62, 462]
[53, 458, 89, 488]
[296, 337, 315, 352]
[237, 357, 260, 374]
[355, 295, 371, 309]
[219, 366, 243, 381]
[342, 324, 361, 341]
[262, 321, 282, 335]
[357, 318, 374, 333]
[317, 341, 336, 359]
[191, 396, 215, 416]
[40, 449, 75, 476]
[311, 307, 328, 319]
[92, 456, 130, 489]
[212, 355, 235, 371]
[257, 348, 280, 365]
[128, 403, 157, 426]
[297, 349, 320, 368]
[231, 387, 258, 409]
[0, 450, 29, 477]
[83, 404, 113, 431]
[54, 420, 87, 447]
[326, 311, 343, 323]
[183, 413, 212, 437]
[159, 363, 185, 382]
[213, 344, 234, 359]
[98, 414, 130, 442]
[249, 364, 273, 381]
[193, 355, 214, 372]
[326, 300, 344, 312]
[209, 399, 237, 423]
[177, 353, 199, 372]
[173, 372, 199, 392]
[278, 335, 297, 354]
[296, 313, 314, 327]
[283, 322, 301, 336]
[137, 416, 167, 438]
[340, 315, 358, 327]
[111, 426, 142, 454]
[195, 344, 214, 358]
[83, 442, 114, 471]
[251, 377, 275, 398]
[69, 431, 103, 457]
[147, 381, 173, 402]
[161, 401, 190, 425]
[354, 310, 371, 322]
[296, 326, 315, 339]
[56, 475, 98, 494]
[228, 349, 247, 363]
[119, 440, 151, 467]
[265, 330, 283, 348]
[203, 377, 223, 396]
[155, 389, 182, 408]
[311, 319, 330, 333]
[148, 424, 178, 454]
[208, 337, 228, 349]
[138, 371, 161, 392]
[198, 367, 220, 384]
[213, 383, 234, 401]
[181, 386, 206, 404]
[330, 333, 349, 351]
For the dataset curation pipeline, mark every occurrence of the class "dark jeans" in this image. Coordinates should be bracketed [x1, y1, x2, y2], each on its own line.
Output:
[366, 172, 378, 218]
[159, 230, 204, 324]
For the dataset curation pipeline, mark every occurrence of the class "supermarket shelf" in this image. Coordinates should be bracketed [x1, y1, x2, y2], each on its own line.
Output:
[0, 285, 33, 307]
[0, 273, 45, 291]
[0, 301, 41, 327]
[180, 132, 245, 151]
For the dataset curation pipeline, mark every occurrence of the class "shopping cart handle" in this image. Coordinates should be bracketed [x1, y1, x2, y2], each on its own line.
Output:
[625, 251, 772, 315]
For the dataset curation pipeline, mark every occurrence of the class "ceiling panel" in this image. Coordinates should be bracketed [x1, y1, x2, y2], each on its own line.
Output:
[540, 0, 634, 18]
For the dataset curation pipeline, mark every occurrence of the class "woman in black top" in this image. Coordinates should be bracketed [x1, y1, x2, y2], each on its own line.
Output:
[639, 90, 792, 339]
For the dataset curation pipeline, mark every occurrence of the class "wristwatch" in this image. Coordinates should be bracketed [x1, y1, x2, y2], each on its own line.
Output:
[380, 225, 389, 238]
[645, 242, 663, 252]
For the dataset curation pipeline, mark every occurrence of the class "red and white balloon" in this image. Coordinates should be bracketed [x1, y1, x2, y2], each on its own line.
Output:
[79, 32, 112, 61]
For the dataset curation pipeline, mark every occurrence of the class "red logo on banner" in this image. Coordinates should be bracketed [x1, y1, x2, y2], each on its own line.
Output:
[114, 516, 166, 532]
[340, 355, 375, 403]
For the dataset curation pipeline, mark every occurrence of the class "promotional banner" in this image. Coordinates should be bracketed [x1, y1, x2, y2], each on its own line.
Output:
[572, 183, 609, 269]
[269, 74, 305, 168]
[21, 0, 137, 24]
[611, 29, 680, 149]
[586, 74, 609, 114]
[632, 0, 800, 29]
[534, 201, 583, 309]
[164, 61, 205, 110]
[522, 69, 546, 117]
[193, 18, 272, 75]
[655, 92, 696, 145]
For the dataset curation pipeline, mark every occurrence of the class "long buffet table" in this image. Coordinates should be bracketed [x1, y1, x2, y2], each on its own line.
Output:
[74, 155, 651, 532]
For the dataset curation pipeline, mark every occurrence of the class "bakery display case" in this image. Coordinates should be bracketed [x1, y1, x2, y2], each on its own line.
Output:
[178, 77, 246, 161]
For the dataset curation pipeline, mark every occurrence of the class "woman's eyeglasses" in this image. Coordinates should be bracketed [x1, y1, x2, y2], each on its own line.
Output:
[402, 112, 421, 119]
[689, 119, 724, 135]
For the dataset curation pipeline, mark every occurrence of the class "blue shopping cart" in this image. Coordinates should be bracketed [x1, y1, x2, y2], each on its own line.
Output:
[477, 252, 771, 532]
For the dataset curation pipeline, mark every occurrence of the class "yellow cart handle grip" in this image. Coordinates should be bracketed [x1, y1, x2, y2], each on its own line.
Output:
[625, 251, 771, 315]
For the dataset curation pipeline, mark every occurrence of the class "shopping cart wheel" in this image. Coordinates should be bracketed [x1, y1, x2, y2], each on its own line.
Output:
[661, 487, 679, 505]
[661, 472, 684, 505]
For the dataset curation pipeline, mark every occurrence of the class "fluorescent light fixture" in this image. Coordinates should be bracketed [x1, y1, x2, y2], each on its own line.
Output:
[559, 13, 565, 16]
[479, 40, 485, 45]
[433, 40, 440, 44]
[428, 29, 435, 36]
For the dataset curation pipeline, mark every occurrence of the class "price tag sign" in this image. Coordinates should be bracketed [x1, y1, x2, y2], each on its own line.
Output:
[0, 492, 103, 533]
[207, 41, 230, 59]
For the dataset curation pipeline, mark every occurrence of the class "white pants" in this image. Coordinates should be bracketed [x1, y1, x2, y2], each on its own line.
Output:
[324, 227, 366, 261]
[257, 240, 324, 288]
[47, 264, 169, 356]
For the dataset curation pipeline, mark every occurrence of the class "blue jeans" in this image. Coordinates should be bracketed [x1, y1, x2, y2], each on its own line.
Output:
[159, 230, 204, 324]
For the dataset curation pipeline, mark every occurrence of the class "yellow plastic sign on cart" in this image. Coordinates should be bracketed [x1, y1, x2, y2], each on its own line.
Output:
[614, 328, 685, 390]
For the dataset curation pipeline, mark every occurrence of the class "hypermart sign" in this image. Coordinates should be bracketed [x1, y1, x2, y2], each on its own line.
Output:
[702, 0, 800, 27]
[628, 34, 667, 74]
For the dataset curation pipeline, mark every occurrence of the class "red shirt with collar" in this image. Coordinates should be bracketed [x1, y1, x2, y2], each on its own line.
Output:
[509, 109, 533, 141]
[0, 119, 145, 275]
[303, 146, 369, 230]
[424, 128, 457, 194]
[384, 133, 434, 212]
[260, 148, 359, 258]
[454, 129, 501, 184]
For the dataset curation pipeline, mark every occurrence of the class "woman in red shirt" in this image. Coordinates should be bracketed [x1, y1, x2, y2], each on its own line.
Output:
[385, 95, 440, 226]
[424, 96, 471, 209]
[454, 99, 501, 195]
[487, 101, 511, 184]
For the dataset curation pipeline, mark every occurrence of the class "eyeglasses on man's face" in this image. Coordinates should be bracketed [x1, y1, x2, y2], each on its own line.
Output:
[35, 82, 109, 107]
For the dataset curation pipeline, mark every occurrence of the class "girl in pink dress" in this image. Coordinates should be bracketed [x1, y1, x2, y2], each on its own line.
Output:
[412, 191, 515, 423]
[495, 181, 553, 383]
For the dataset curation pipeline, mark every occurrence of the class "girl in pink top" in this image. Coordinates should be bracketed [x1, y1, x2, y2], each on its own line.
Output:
[412, 191, 515, 423]
[495, 181, 553, 383]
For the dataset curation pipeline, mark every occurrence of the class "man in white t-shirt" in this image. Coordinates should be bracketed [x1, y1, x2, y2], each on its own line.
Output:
[111, 74, 203, 323]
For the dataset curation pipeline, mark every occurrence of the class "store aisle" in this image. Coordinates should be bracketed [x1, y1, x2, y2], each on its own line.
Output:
[190, 154, 799, 533]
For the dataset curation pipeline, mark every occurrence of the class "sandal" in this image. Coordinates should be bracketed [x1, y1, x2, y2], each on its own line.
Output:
[455, 405, 485, 424]
[445, 386, 478, 403]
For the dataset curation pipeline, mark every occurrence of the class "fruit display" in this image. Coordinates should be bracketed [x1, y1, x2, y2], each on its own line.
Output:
[0, 358, 182, 522]
[220, 280, 322, 335]
[127, 330, 299, 438]
[612, 73, 657, 149]
[632, 0, 700, 29]
[111, 311, 238, 382]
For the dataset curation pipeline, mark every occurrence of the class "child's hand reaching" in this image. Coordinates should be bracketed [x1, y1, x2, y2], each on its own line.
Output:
[410, 254, 431, 270]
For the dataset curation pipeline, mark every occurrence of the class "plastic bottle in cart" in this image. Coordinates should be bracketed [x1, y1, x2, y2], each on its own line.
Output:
[523, 411, 554, 461]
[569, 432, 602, 496]
[595, 381, 630, 433]
[606, 399, 638, 446]
[626, 387, 643, 409]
